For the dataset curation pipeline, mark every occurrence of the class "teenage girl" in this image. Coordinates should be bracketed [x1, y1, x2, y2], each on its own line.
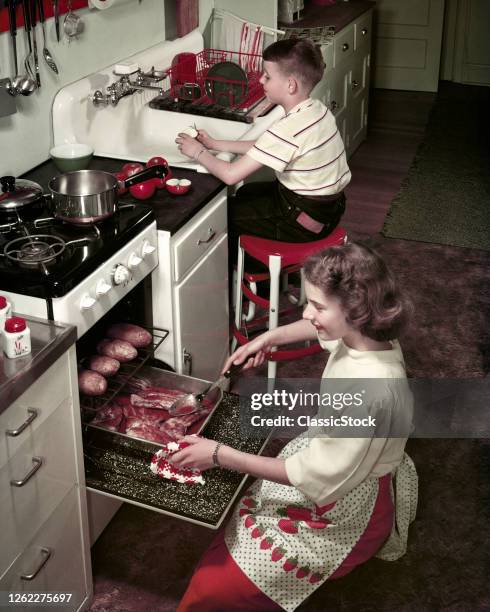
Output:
[171, 242, 418, 611]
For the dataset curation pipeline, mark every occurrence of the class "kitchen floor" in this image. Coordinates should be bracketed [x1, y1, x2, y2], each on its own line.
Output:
[88, 87, 490, 611]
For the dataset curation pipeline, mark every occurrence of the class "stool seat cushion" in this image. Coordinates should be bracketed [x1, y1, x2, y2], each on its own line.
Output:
[240, 227, 346, 267]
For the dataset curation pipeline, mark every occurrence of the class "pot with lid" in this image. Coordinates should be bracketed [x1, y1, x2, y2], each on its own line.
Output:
[0, 176, 44, 212]
[48, 164, 168, 225]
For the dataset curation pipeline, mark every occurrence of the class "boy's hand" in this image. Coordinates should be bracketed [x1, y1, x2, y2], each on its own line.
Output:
[196, 129, 216, 149]
[175, 133, 205, 159]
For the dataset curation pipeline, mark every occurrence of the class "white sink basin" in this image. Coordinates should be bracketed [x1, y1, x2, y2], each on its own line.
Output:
[52, 30, 283, 172]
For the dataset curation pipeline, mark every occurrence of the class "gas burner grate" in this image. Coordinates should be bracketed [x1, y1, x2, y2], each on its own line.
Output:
[4, 234, 66, 268]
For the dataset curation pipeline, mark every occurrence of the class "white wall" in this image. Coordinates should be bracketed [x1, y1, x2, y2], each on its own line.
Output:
[0, 0, 166, 177]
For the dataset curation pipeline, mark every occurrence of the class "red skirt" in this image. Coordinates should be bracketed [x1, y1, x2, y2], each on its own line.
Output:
[178, 474, 394, 611]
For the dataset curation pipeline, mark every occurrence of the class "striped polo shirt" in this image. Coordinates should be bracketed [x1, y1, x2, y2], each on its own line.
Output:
[247, 98, 351, 196]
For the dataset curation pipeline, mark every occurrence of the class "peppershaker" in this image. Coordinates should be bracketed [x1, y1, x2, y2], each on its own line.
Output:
[3, 316, 31, 359]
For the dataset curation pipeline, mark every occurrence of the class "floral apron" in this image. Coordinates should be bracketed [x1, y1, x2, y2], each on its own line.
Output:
[224, 436, 418, 612]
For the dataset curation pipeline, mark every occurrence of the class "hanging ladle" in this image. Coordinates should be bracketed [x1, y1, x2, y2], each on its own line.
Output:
[168, 363, 243, 415]
[5, 0, 35, 96]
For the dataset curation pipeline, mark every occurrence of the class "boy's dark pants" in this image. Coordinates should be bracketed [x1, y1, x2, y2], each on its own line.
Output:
[228, 180, 346, 263]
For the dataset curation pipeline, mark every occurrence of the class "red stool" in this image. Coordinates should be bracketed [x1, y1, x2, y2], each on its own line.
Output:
[233, 227, 347, 380]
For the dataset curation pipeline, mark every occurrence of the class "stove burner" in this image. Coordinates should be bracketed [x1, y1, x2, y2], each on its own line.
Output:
[4, 234, 66, 268]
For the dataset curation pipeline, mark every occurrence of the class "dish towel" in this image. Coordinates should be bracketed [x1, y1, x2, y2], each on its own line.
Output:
[219, 12, 264, 72]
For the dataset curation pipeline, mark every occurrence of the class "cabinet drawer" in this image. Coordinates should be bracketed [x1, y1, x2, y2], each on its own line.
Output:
[0, 488, 89, 611]
[0, 355, 70, 469]
[0, 397, 77, 576]
[355, 11, 372, 51]
[333, 24, 355, 68]
[172, 193, 227, 282]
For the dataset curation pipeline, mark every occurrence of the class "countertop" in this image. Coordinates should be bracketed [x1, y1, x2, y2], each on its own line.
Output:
[281, 0, 375, 32]
[0, 315, 76, 414]
[23, 157, 225, 236]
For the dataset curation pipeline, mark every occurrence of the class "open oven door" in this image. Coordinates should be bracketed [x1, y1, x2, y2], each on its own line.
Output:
[81, 366, 269, 531]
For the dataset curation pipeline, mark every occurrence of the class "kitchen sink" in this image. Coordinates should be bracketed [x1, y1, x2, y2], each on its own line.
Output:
[52, 30, 283, 171]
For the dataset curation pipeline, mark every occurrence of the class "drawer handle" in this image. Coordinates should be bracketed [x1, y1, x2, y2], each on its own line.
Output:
[342, 43, 349, 51]
[197, 227, 216, 246]
[362, 28, 368, 35]
[6, 408, 38, 437]
[183, 348, 192, 376]
[10, 456, 43, 487]
[330, 100, 338, 111]
[352, 80, 359, 89]
[21, 547, 52, 581]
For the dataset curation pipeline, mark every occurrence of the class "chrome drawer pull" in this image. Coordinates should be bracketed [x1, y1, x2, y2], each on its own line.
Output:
[352, 80, 359, 89]
[342, 43, 349, 51]
[197, 228, 216, 245]
[10, 456, 43, 487]
[20, 547, 52, 581]
[362, 28, 368, 35]
[6, 408, 38, 437]
[330, 100, 338, 111]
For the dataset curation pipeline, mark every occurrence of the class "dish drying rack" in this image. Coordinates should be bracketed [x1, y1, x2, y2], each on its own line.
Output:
[167, 48, 265, 111]
[79, 326, 169, 420]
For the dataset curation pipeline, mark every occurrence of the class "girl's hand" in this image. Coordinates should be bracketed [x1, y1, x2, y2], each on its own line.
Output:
[196, 129, 216, 149]
[175, 133, 205, 159]
[169, 435, 219, 471]
[222, 331, 275, 373]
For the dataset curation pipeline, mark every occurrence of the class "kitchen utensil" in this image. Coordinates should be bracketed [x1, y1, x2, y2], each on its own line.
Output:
[0, 176, 44, 211]
[21, 0, 35, 81]
[168, 363, 241, 415]
[29, 0, 41, 88]
[7, 0, 18, 76]
[48, 165, 167, 225]
[204, 61, 248, 107]
[38, 0, 58, 74]
[53, 0, 60, 42]
[10, 73, 37, 95]
[176, 82, 201, 101]
[63, 1, 84, 40]
[170, 52, 196, 86]
[50, 143, 93, 172]
[166, 178, 191, 195]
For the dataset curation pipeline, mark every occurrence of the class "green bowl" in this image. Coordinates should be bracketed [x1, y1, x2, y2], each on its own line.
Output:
[50, 143, 94, 172]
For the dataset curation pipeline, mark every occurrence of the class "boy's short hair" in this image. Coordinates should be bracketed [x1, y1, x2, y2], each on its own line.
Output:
[304, 242, 412, 342]
[262, 38, 325, 91]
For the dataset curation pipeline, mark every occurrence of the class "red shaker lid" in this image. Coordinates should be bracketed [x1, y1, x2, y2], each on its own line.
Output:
[5, 317, 27, 333]
[0, 296, 7, 309]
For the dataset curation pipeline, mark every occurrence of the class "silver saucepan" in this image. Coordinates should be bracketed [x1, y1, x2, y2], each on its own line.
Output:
[48, 165, 168, 225]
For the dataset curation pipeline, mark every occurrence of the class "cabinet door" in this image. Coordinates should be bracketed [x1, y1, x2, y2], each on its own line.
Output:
[173, 234, 229, 380]
[328, 70, 350, 151]
[347, 51, 370, 157]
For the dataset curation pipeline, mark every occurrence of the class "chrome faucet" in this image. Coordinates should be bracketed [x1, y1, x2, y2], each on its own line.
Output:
[91, 67, 167, 108]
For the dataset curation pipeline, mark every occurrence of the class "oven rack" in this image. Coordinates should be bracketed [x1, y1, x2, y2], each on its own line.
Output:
[79, 326, 169, 417]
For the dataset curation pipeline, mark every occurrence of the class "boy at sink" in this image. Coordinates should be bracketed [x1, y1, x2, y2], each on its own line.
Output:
[175, 38, 350, 257]
[171, 242, 417, 611]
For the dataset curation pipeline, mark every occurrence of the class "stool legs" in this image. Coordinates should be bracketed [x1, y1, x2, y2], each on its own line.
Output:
[267, 254, 282, 381]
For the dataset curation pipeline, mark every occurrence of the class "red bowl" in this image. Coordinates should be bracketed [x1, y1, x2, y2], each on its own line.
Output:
[166, 178, 191, 195]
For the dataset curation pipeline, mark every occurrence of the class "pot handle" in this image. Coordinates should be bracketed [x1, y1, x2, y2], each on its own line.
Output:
[122, 164, 168, 188]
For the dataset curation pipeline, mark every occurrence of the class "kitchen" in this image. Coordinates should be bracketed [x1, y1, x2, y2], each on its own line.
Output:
[1, 0, 489, 610]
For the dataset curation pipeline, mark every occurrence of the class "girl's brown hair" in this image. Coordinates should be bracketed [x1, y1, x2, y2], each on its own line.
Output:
[303, 242, 411, 341]
[262, 38, 325, 91]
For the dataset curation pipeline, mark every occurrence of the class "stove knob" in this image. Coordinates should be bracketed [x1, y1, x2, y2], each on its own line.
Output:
[80, 294, 97, 310]
[95, 280, 112, 297]
[128, 252, 143, 270]
[111, 263, 131, 286]
[141, 240, 156, 258]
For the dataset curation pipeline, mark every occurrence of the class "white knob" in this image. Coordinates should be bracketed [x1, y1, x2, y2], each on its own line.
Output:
[95, 280, 112, 297]
[128, 252, 143, 270]
[112, 264, 131, 286]
[141, 240, 156, 258]
[80, 295, 96, 310]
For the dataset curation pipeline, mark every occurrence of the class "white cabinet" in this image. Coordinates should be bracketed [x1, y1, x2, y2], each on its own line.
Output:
[0, 347, 92, 610]
[312, 9, 373, 158]
[152, 190, 229, 381]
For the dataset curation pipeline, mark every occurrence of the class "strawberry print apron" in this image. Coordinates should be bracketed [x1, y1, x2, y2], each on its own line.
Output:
[224, 436, 417, 612]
